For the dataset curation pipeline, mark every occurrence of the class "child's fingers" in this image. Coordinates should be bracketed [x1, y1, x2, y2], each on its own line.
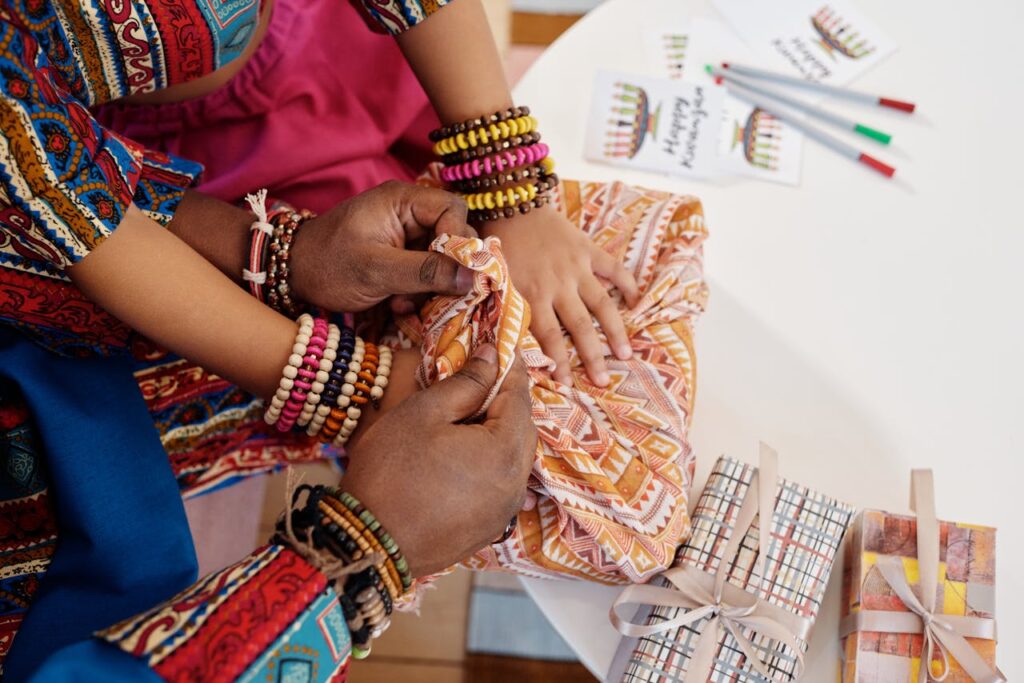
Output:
[531, 305, 573, 385]
[556, 294, 610, 387]
[581, 279, 632, 361]
[590, 246, 641, 308]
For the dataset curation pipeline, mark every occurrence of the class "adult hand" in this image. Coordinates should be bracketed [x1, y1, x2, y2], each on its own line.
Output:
[290, 180, 477, 313]
[341, 345, 536, 577]
[484, 205, 640, 387]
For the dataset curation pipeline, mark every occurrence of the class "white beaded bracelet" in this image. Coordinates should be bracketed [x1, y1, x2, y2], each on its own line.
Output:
[264, 313, 314, 426]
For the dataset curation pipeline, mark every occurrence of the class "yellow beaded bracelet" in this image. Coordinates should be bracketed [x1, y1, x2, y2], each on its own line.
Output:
[461, 182, 538, 211]
[432, 115, 538, 156]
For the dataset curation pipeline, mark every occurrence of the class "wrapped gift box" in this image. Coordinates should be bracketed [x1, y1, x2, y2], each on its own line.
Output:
[840, 507, 998, 682]
[614, 454, 856, 682]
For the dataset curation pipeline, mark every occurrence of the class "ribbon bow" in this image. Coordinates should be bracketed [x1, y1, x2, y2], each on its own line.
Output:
[839, 470, 1004, 683]
[611, 444, 812, 682]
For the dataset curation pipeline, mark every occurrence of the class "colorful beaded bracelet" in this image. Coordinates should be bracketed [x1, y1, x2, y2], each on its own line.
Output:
[466, 174, 559, 222]
[440, 142, 551, 183]
[432, 115, 539, 156]
[449, 161, 553, 193]
[319, 336, 366, 443]
[306, 326, 355, 436]
[335, 490, 412, 591]
[429, 105, 530, 142]
[439, 130, 542, 165]
[276, 485, 416, 657]
[296, 322, 340, 428]
[332, 342, 391, 447]
[277, 316, 328, 432]
[462, 181, 539, 211]
[264, 315, 315, 426]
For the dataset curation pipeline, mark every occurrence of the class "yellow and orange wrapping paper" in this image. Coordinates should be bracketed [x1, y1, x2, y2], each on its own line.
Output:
[840, 470, 1003, 683]
[395, 177, 708, 583]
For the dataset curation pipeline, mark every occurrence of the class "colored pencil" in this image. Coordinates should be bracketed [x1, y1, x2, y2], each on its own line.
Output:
[725, 81, 896, 178]
[721, 62, 916, 113]
[706, 65, 891, 144]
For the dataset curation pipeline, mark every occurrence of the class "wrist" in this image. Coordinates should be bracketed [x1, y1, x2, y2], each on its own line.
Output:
[274, 485, 412, 658]
[478, 201, 557, 237]
[166, 191, 252, 280]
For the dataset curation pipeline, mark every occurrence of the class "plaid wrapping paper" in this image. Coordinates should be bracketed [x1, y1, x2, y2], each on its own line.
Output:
[840, 510, 997, 682]
[619, 456, 855, 682]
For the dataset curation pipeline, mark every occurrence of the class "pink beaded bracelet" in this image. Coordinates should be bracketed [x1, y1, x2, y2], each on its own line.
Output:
[298, 322, 341, 430]
[441, 143, 550, 183]
[277, 317, 328, 432]
[265, 314, 315, 427]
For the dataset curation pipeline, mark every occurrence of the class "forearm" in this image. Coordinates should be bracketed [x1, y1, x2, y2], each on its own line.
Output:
[166, 190, 252, 282]
[397, 0, 513, 122]
[69, 205, 293, 398]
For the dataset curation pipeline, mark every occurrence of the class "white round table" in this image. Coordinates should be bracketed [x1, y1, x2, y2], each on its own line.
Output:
[512, 0, 1023, 680]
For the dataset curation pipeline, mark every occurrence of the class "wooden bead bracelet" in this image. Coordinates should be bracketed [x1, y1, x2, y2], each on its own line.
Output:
[441, 142, 551, 184]
[432, 115, 539, 156]
[466, 174, 559, 223]
[439, 130, 542, 165]
[266, 209, 314, 317]
[429, 105, 530, 142]
[449, 161, 553, 193]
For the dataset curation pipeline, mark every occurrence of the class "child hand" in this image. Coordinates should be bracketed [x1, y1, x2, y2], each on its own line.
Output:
[485, 205, 640, 387]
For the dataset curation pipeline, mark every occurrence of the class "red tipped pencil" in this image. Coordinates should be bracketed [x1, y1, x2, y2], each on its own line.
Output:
[722, 62, 916, 113]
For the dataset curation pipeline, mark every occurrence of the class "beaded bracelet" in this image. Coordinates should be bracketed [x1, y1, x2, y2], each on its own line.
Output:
[277, 317, 328, 432]
[429, 105, 530, 142]
[266, 209, 314, 316]
[296, 322, 340, 428]
[441, 143, 551, 184]
[332, 342, 391, 447]
[306, 325, 356, 437]
[320, 336, 366, 443]
[466, 174, 559, 222]
[275, 485, 409, 657]
[334, 490, 412, 592]
[264, 314, 315, 426]
[449, 161, 553, 193]
[241, 189, 275, 302]
[440, 130, 542, 165]
[432, 115, 539, 156]
[319, 501, 401, 602]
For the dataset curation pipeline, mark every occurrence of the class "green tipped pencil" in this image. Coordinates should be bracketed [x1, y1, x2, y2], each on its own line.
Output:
[706, 65, 892, 145]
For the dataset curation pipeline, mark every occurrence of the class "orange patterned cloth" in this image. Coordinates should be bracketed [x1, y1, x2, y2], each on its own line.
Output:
[397, 178, 708, 584]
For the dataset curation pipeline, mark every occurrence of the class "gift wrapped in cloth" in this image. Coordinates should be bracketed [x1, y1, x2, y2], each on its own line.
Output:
[392, 178, 708, 583]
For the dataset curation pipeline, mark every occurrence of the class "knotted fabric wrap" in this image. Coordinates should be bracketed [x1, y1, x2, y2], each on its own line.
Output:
[399, 177, 707, 583]
[415, 234, 531, 418]
[611, 444, 811, 681]
[839, 471, 1004, 683]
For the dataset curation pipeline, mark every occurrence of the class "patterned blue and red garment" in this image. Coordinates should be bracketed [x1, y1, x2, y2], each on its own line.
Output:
[0, 0, 452, 679]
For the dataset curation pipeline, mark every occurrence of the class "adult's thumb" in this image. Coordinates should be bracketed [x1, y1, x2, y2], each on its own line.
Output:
[419, 344, 499, 423]
[386, 249, 475, 298]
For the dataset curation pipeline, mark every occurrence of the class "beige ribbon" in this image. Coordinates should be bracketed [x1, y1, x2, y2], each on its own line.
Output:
[611, 443, 812, 681]
[838, 470, 1005, 683]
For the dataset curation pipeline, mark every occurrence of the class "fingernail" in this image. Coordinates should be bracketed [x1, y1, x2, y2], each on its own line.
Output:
[616, 343, 633, 360]
[595, 371, 610, 386]
[456, 266, 474, 293]
[394, 299, 415, 314]
[473, 343, 497, 364]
